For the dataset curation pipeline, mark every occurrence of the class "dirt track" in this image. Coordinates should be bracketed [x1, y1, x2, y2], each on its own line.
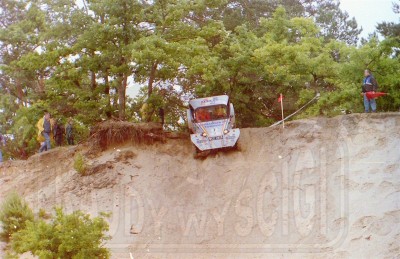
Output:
[1, 113, 399, 258]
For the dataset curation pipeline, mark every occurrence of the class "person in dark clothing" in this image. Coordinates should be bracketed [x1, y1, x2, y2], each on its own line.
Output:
[53, 119, 65, 147]
[362, 69, 378, 113]
[66, 118, 74, 145]
[37, 112, 53, 153]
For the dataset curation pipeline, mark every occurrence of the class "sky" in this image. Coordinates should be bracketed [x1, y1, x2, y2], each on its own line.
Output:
[340, 0, 399, 38]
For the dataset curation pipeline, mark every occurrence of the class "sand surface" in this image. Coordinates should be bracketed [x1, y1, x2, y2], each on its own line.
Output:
[0, 113, 399, 258]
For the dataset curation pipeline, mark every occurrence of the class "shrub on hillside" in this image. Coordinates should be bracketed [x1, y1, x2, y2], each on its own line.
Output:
[74, 153, 87, 175]
[0, 192, 34, 243]
[11, 208, 111, 258]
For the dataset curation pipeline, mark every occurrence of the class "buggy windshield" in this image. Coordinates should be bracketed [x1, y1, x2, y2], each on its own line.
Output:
[194, 105, 228, 122]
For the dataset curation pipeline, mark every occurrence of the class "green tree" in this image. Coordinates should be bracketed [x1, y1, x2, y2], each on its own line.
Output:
[301, 36, 400, 116]
[0, 0, 47, 106]
[0, 192, 34, 243]
[250, 8, 336, 122]
[132, 0, 198, 121]
[377, 1, 400, 38]
[313, 0, 361, 45]
[11, 208, 111, 259]
[83, 0, 144, 120]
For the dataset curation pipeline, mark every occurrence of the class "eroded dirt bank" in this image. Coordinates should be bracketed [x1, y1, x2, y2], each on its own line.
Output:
[1, 113, 399, 258]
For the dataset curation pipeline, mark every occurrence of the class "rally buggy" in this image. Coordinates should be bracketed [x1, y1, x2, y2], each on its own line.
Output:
[187, 95, 240, 156]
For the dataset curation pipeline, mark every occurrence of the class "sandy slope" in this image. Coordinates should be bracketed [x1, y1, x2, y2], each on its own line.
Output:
[0, 113, 399, 258]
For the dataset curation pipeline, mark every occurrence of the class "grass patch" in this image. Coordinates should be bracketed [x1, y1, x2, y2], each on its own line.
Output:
[73, 153, 87, 175]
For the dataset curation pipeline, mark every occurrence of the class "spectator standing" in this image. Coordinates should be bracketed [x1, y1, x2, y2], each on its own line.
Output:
[66, 118, 74, 145]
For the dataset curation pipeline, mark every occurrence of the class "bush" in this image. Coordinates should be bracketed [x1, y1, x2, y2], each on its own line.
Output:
[74, 153, 87, 175]
[0, 192, 34, 243]
[38, 208, 51, 219]
[11, 208, 111, 259]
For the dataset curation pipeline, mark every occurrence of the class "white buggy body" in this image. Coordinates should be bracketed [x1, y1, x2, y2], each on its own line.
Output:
[187, 95, 240, 151]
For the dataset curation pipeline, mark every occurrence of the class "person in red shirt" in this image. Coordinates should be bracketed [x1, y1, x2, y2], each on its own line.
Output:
[196, 108, 210, 122]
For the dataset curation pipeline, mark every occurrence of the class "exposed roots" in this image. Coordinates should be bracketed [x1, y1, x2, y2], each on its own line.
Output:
[85, 120, 164, 154]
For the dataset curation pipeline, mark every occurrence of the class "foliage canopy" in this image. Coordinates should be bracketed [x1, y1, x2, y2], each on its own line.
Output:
[0, 0, 399, 158]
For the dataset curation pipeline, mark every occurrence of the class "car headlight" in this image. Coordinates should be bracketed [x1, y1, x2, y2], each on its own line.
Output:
[223, 129, 229, 134]
[201, 132, 207, 137]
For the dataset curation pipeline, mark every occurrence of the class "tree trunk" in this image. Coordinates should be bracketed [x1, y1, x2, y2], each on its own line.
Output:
[104, 71, 110, 96]
[16, 81, 25, 107]
[118, 73, 127, 120]
[91, 70, 96, 90]
[37, 73, 45, 93]
[147, 62, 158, 98]
[104, 71, 111, 118]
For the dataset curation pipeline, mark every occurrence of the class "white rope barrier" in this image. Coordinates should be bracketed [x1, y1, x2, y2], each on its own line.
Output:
[269, 93, 320, 127]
